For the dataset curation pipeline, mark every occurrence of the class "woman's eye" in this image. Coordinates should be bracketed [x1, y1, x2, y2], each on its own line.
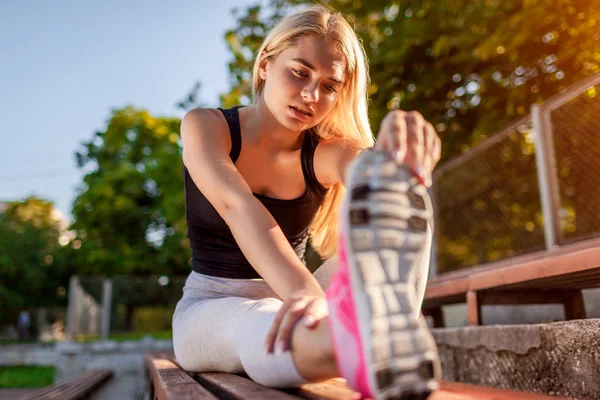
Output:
[324, 85, 337, 93]
[293, 69, 308, 78]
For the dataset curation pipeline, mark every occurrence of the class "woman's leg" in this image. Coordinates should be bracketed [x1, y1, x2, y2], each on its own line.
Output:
[174, 294, 318, 387]
[289, 226, 433, 381]
[291, 151, 440, 397]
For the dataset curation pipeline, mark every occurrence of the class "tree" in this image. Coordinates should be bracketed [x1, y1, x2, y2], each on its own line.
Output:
[220, 0, 600, 271]
[72, 107, 190, 277]
[0, 197, 72, 325]
[221, 0, 600, 160]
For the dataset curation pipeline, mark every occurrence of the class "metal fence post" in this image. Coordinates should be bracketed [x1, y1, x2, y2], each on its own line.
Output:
[65, 275, 79, 340]
[531, 103, 562, 249]
[101, 279, 112, 340]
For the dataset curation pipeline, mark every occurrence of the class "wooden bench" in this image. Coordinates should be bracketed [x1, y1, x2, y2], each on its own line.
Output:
[144, 351, 565, 399]
[423, 237, 600, 327]
[20, 368, 113, 400]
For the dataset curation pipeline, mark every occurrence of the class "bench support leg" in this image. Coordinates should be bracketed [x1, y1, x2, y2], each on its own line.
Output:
[429, 307, 445, 328]
[467, 291, 481, 326]
[564, 290, 587, 320]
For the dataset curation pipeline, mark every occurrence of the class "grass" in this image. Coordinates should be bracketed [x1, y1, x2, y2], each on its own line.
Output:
[0, 330, 172, 345]
[0, 366, 55, 388]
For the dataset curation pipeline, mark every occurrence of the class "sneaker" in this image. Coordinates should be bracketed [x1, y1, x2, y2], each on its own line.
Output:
[326, 149, 441, 400]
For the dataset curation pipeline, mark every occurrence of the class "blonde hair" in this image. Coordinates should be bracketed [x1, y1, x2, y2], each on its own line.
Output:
[252, 4, 374, 259]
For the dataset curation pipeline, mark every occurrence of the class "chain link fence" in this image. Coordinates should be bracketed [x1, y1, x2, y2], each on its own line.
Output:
[547, 78, 600, 245]
[433, 118, 546, 273]
[433, 73, 600, 274]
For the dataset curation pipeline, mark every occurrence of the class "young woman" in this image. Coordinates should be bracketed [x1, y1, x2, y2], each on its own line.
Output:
[173, 5, 442, 399]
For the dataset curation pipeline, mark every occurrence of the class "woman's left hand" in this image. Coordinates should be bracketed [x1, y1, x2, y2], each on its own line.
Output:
[264, 291, 328, 354]
[374, 110, 442, 187]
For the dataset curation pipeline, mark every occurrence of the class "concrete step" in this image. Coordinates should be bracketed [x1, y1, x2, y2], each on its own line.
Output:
[432, 318, 600, 399]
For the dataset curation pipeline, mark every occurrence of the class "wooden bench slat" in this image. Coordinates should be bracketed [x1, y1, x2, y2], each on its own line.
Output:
[439, 381, 569, 399]
[147, 352, 571, 400]
[469, 244, 600, 291]
[423, 237, 600, 326]
[489, 267, 600, 291]
[286, 378, 360, 400]
[21, 369, 112, 399]
[20, 369, 113, 400]
[145, 352, 219, 400]
[194, 372, 303, 400]
[160, 352, 303, 399]
[424, 277, 469, 302]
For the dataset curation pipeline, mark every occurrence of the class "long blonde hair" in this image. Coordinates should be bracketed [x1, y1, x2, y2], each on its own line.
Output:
[252, 5, 374, 259]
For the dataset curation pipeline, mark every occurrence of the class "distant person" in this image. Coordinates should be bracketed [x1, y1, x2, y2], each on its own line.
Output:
[172, 5, 442, 399]
[17, 310, 31, 341]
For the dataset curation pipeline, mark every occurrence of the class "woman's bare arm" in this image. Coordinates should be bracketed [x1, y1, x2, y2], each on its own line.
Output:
[314, 137, 369, 189]
[181, 108, 324, 300]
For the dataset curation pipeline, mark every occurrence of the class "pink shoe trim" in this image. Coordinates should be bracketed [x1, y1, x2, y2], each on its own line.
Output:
[327, 229, 373, 397]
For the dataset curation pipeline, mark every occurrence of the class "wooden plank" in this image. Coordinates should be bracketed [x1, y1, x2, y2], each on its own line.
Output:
[425, 277, 469, 301]
[440, 381, 570, 399]
[467, 291, 481, 326]
[469, 245, 600, 291]
[56, 371, 109, 400]
[290, 379, 566, 400]
[430, 236, 600, 287]
[157, 352, 571, 400]
[20, 369, 113, 400]
[487, 268, 600, 291]
[478, 290, 569, 306]
[144, 352, 218, 400]
[286, 377, 360, 400]
[194, 372, 303, 399]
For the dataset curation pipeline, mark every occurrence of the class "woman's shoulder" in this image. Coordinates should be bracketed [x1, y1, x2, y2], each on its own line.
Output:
[182, 107, 227, 127]
[181, 107, 232, 154]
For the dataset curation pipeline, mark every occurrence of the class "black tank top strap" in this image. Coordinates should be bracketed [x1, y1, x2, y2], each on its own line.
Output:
[217, 105, 242, 162]
[301, 129, 328, 197]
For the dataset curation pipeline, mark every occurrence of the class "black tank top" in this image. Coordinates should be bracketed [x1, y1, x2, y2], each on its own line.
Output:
[184, 105, 328, 279]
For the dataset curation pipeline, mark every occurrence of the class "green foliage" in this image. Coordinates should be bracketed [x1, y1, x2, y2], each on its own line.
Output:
[219, 0, 600, 272]
[131, 307, 174, 333]
[72, 107, 191, 276]
[221, 0, 600, 162]
[0, 197, 71, 323]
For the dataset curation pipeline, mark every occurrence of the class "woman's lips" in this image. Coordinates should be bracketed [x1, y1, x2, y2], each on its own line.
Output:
[289, 105, 312, 120]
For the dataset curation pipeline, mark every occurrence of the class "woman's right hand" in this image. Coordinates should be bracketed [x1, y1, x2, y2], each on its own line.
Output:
[265, 291, 329, 354]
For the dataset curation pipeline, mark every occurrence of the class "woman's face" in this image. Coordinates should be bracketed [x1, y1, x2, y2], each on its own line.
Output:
[259, 36, 347, 132]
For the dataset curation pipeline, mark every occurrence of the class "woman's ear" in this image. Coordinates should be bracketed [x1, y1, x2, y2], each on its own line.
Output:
[258, 52, 269, 80]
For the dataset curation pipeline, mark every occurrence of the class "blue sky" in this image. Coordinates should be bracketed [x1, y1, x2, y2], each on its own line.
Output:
[0, 0, 263, 221]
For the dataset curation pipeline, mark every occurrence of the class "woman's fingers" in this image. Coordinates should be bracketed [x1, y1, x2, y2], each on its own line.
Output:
[376, 110, 441, 187]
[265, 298, 292, 353]
[423, 122, 436, 186]
[404, 111, 424, 175]
[274, 300, 307, 352]
[266, 296, 329, 354]
[302, 298, 329, 329]
[378, 111, 407, 163]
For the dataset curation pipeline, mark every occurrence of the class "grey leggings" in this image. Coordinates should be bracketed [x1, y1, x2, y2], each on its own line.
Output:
[172, 226, 431, 388]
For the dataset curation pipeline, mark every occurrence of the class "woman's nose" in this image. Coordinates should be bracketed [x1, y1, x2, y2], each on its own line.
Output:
[301, 83, 319, 103]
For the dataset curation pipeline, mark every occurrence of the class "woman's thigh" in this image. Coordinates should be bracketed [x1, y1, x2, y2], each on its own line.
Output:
[172, 294, 283, 373]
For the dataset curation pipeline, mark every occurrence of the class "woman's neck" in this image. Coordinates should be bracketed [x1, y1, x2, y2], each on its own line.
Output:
[240, 99, 305, 152]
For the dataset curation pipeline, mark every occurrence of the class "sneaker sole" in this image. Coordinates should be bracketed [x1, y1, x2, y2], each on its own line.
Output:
[342, 150, 442, 400]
